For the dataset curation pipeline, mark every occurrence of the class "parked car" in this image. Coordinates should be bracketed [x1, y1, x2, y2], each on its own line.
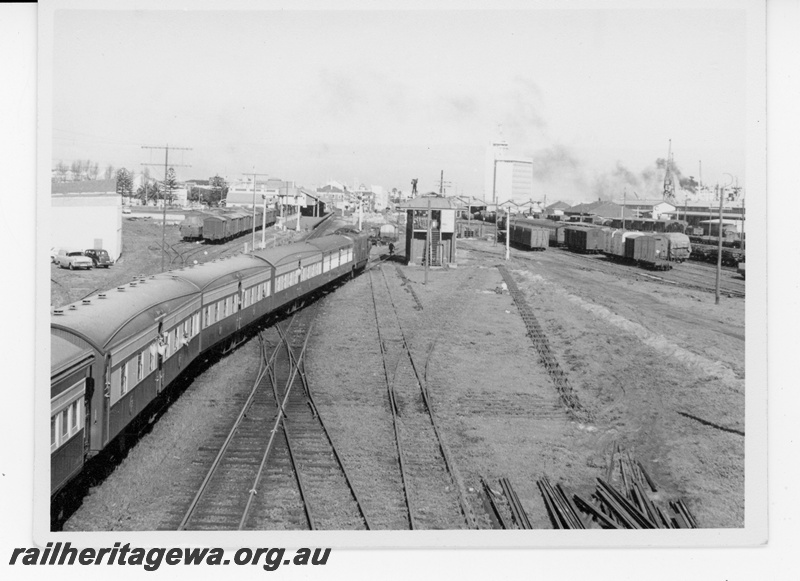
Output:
[50, 247, 58, 263]
[55, 249, 93, 270]
[122, 206, 132, 214]
[84, 248, 113, 268]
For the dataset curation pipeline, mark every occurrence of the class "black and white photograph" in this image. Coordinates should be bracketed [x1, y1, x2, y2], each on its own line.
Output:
[29, 0, 774, 561]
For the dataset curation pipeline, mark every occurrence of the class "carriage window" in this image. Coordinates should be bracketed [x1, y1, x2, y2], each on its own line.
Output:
[149, 342, 157, 371]
[51, 417, 56, 446]
[137, 353, 143, 381]
[265, 281, 271, 297]
[121, 363, 128, 395]
[60, 410, 68, 438]
[70, 401, 78, 431]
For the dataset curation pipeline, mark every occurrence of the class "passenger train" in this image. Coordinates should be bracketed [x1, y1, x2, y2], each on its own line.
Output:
[50, 230, 371, 505]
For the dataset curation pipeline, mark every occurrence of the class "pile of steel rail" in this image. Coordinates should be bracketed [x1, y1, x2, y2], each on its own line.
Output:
[538, 450, 698, 529]
[496, 265, 592, 422]
[481, 476, 532, 529]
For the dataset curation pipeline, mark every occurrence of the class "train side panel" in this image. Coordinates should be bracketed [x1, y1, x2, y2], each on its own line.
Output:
[51, 342, 94, 495]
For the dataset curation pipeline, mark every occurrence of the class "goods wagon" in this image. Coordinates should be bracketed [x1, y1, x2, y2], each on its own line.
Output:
[180, 208, 279, 243]
[379, 224, 398, 240]
[202, 214, 230, 242]
[607, 218, 688, 233]
[179, 213, 208, 241]
[509, 220, 548, 250]
[597, 227, 615, 254]
[624, 233, 646, 261]
[662, 233, 691, 262]
[564, 225, 603, 254]
[634, 234, 671, 270]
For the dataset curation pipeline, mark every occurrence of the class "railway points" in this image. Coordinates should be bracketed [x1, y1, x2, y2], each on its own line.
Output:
[55, 214, 744, 531]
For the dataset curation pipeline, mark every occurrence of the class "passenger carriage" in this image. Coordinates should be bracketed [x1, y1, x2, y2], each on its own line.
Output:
[49, 232, 371, 499]
[50, 334, 95, 496]
[51, 277, 202, 456]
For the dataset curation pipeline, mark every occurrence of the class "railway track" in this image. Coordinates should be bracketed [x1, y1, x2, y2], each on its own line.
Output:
[169, 307, 370, 531]
[564, 251, 746, 298]
[463, 242, 745, 298]
[368, 264, 475, 530]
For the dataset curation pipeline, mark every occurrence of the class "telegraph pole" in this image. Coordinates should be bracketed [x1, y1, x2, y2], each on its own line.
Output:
[142, 144, 191, 272]
[715, 183, 724, 305]
[244, 171, 269, 251]
[438, 170, 451, 195]
[716, 174, 734, 305]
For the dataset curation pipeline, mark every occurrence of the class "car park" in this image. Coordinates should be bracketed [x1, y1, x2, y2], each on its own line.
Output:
[55, 249, 93, 270]
[84, 248, 113, 268]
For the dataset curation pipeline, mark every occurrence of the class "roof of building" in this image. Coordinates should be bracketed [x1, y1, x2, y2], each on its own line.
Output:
[617, 199, 676, 208]
[397, 194, 458, 210]
[52, 178, 117, 195]
[453, 195, 488, 207]
[317, 184, 347, 194]
[546, 200, 571, 210]
[567, 201, 635, 218]
[225, 191, 272, 206]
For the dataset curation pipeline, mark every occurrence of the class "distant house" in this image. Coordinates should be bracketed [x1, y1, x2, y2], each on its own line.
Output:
[546, 200, 571, 211]
[225, 178, 285, 209]
[615, 199, 676, 220]
[316, 182, 349, 211]
[51, 179, 122, 260]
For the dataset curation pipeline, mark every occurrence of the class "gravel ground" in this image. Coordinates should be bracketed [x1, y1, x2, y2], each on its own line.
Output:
[62, 226, 745, 531]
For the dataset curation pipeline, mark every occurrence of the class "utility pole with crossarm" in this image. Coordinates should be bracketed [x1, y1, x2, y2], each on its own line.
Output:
[142, 144, 192, 272]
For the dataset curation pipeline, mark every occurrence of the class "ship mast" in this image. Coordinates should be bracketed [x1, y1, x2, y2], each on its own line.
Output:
[663, 139, 676, 202]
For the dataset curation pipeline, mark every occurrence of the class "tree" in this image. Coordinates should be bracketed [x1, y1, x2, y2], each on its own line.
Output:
[104, 164, 116, 180]
[163, 167, 178, 206]
[187, 186, 202, 202]
[70, 160, 82, 180]
[136, 181, 160, 205]
[54, 161, 68, 182]
[206, 175, 227, 207]
[116, 168, 134, 200]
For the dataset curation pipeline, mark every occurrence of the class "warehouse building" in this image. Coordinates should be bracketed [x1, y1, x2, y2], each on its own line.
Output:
[51, 179, 122, 260]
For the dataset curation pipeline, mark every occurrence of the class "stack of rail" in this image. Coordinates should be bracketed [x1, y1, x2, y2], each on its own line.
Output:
[480, 477, 532, 530]
[538, 450, 698, 529]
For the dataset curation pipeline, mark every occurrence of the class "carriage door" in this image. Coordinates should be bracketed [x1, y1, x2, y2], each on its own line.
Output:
[84, 374, 94, 458]
[103, 356, 111, 446]
[236, 281, 244, 330]
[156, 322, 164, 394]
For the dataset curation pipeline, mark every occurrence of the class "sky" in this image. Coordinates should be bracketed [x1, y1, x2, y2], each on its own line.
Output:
[50, 3, 752, 202]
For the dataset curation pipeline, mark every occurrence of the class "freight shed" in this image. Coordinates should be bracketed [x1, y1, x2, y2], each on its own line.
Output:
[398, 194, 458, 267]
[51, 179, 123, 260]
